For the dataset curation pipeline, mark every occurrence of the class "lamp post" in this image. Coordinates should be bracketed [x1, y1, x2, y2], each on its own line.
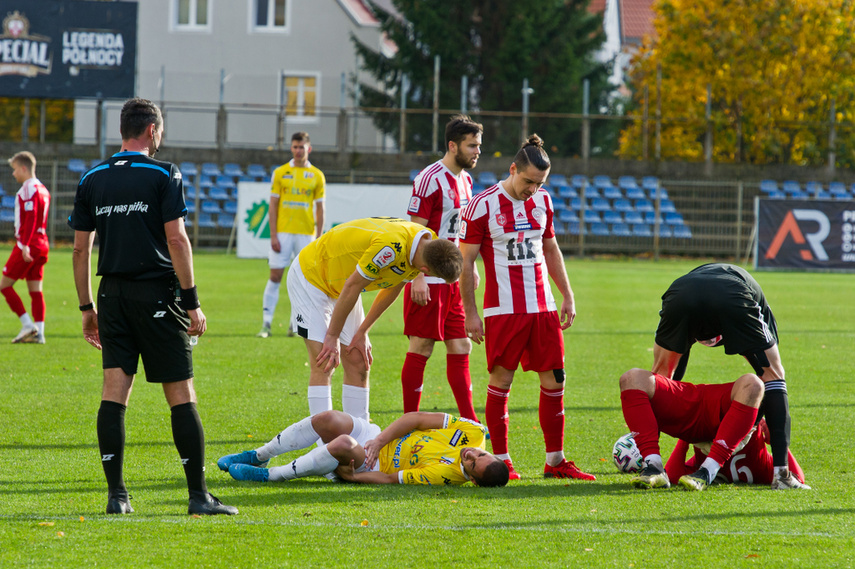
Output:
[521, 78, 534, 139]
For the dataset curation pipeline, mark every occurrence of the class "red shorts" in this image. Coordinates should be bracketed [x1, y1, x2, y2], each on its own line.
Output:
[3, 247, 48, 281]
[403, 281, 466, 341]
[649, 374, 733, 443]
[484, 312, 564, 373]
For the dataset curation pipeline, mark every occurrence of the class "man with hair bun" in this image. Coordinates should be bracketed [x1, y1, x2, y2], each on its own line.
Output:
[458, 135, 594, 482]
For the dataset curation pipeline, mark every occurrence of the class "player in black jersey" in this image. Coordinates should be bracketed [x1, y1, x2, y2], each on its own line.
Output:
[69, 98, 238, 515]
[653, 263, 808, 490]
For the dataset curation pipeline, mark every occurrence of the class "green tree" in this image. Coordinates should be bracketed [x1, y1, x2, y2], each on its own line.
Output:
[619, 0, 855, 167]
[0, 98, 74, 143]
[352, 0, 614, 157]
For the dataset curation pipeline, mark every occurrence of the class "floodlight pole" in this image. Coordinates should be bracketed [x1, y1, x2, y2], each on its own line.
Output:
[521, 78, 534, 139]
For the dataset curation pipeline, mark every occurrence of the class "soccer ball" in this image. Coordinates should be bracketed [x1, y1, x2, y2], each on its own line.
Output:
[612, 433, 643, 473]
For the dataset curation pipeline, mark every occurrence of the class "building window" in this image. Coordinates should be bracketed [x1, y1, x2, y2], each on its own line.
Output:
[282, 74, 318, 121]
[173, 0, 210, 30]
[254, 0, 288, 31]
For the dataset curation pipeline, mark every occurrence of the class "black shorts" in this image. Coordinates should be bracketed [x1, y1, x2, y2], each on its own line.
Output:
[97, 275, 193, 383]
[655, 263, 778, 355]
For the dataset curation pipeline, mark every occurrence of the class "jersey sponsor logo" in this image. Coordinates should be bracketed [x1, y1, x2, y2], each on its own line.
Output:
[408, 196, 421, 213]
[115, 160, 128, 165]
[392, 241, 402, 252]
[449, 429, 464, 446]
[514, 222, 532, 231]
[283, 174, 294, 180]
[153, 310, 166, 318]
[440, 456, 454, 465]
[296, 314, 305, 323]
[390, 266, 404, 275]
[364, 262, 378, 275]
[765, 209, 830, 261]
[304, 172, 314, 178]
[460, 198, 469, 206]
[372, 246, 396, 269]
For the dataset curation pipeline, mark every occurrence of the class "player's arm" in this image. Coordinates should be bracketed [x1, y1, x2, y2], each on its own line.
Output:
[72, 229, 100, 350]
[317, 269, 373, 372]
[165, 218, 206, 337]
[408, 214, 431, 305]
[459, 241, 483, 343]
[268, 194, 280, 252]
[334, 461, 399, 484]
[314, 199, 324, 239]
[543, 235, 575, 329]
[652, 343, 687, 380]
[345, 281, 407, 370]
[362, 412, 447, 469]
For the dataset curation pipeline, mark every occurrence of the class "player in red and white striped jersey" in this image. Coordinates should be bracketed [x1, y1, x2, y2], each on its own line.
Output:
[2, 151, 50, 344]
[402, 116, 482, 422]
[459, 135, 594, 482]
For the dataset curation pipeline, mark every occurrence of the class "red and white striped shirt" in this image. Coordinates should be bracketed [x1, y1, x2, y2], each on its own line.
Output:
[460, 182, 555, 317]
[408, 160, 472, 284]
[15, 177, 50, 254]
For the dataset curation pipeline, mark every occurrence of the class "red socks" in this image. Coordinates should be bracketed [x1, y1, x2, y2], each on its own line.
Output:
[539, 386, 565, 453]
[29, 291, 45, 322]
[1, 286, 26, 317]
[620, 389, 661, 458]
[485, 385, 510, 455]
[708, 400, 759, 465]
[447, 353, 478, 422]
[401, 353, 428, 413]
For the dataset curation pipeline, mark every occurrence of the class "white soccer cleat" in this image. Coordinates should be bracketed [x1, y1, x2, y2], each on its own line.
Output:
[256, 324, 272, 338]
[18, 332, 45, 344]
[771, 468, 811, 490]
[11, 324, 38, 344]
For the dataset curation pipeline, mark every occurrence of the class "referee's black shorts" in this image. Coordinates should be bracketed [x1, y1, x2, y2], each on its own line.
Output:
[97, 274, 193, 383]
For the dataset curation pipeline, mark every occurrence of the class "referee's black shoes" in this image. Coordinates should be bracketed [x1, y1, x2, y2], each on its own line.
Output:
[106, 490, 133, 514]
[188, 491, 239, 515]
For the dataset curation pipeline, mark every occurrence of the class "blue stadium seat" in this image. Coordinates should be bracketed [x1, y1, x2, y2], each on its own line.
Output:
[196, 213, 217, 228]
[644, 211, 663, 225]
[223, 200, 238, 215]
[201, 200, 221, 214]
[0, 209, 14, 223]
[805, 181, 823, 195]
[478, 172, 498, 186]
[567, 221, 580, 235]
[782, 180, 802, 194]
[634, 199, 654, 213]
[659, 198, 677, 213]
[208, 186, 231, 201]
[631, 224, 652, 237]
[409, 169, 421, 182]
[591, 197, 611, 212]
[829, 181, 847, 195]
[624, 210, 644, 225]
[624, 187, 646, 200]
[180, 162, 198, 177]
[790, 191, 809, 200]
[602, 210, 622, 224]
[569, 197, 582, 210]
[602, 186, 623, 200]
[68, 159, 87, 173]
[472, 182, 486, 195]
[768, 190, 786, 199]
[815, 191, 832, 200]
[185, 201, 195, 214]
[648, 187, 669, 200]
[1, 195, 15, 209]
[201, 162, 221, 177]
[548, 174, 569, 188]
[664, 212, 685, 225]
[592, 175, 613, 189]
[223, 163, 243, 177]
[613, 198, 634, 213]
[559, 210, 579, 223]
[611, 223, 632, 237]
[672, 225, 693, 239]
[185, 184, 205, 201]
[641, 176, 660, 190]
[215, 175, 236, 191]
[583, 210, 601, 224]
[590, 222, 610, 236]
[835, 190, 853, 200]
[248, 164, 267, 178]
[618, 176, 639, 190]
[579, 186, 600, 199]
[570, 175, 590, 188]
[658, 225, 672, 238]
[217, 214, 235, 228]
[558, 186, 578, 199]
[759, 179, 779, 193]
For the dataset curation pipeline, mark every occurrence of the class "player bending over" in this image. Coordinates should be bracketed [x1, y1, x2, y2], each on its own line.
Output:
[218, 411, 509, 487]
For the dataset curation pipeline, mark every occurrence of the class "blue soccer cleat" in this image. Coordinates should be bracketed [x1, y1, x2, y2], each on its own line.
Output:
[217, 450, 268, 472]
[228, 463, 270, 482]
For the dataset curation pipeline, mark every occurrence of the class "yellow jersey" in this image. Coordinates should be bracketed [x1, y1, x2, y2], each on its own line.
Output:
[378, 414, 488, 485]
[298, 217, 435, 298]
[270, 159, 325, 235]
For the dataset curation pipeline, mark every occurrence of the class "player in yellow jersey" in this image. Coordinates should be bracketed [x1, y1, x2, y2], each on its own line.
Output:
[258, 132, 325, 339]
[218, 411, 509, 487]
[286, 217, 463, 421]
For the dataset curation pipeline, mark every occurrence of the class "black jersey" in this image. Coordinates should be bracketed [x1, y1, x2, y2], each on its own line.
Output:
[68, 151, 187, 280]
[655, 263, 778, 355]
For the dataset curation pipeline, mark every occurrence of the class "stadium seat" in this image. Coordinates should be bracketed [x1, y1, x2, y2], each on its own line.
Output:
[634, 199, 654, 213]
[248, 164, 267, 178]
[223, 200, 238, 215]
[185, 184, 205, 201]
[611, 223, 632, 237]
[196, 213, 217, 228]
[641, 176, 660, 190]
[583, 210, 601, 224]
[590, 222, 610, 236]
[602, 210, 622, 224]
[238, 175, 255, 183]
[215, 175, 236, 191]
[472, 182, 486, 195]
[602, 186, 623, 200]
[835, 190, 853, 200]
[553, 222, 568, 236]
[631, 224, 652, 237]
[68, 159, 87, 173]
[569, 197, 582, 210]
[559, 210, 579, 223]
[658, 225, 672, 238]
[659, 198, 677, 213]
[223, 163, 243, 177]
[624, 210, 644, 225]
[592, 175, 612, 189]
[789, 191, 809, 200]
[548, 174, 569, 188]
[618, 176, 639, 190]
[201, 200, 221, 214]
[0, 209, 14, 223]
[768, 190, 786, 199]
[664, 212, 685, 225]
[579, 186, 601, 199]
[201, 162, 221, 177]
[591, 197, 611, 212]
[217, 214, 235, 228]
[829, 181, 847, 195]
[180, 162, 198, 177]
[648, 186, 669, 200]
[409, 169, 421, 182]
[558, 186, 578, 199]
[208, 186, 231, 201]
[672, 225, 693, 238]
[567, 221, 580, 235]
[805, 181, 823, 195]
[759, 179, 779, 193]
[570, 175, 590, 188]
[478, 172, 498, 186]
[644, 211, 663, 225]
[782, 180, 802, 194]
[613, 198, 634, 213]
[1, 195, 15, 209]
[624, 187, 646, 200]
[815, 191, 832, 200]
[185, 201, 195, 214]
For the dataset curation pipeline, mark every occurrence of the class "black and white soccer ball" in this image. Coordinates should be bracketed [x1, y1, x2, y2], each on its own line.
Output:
[612, 433, 643, 473]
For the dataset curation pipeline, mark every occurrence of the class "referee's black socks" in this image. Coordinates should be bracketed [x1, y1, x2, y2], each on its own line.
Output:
[97, 400, 127, 493]
[761, 380, 791, 469]
[171, 402, 208, 495]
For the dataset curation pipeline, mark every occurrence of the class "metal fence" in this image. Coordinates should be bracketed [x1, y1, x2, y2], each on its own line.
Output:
[0, 159, 816, 263]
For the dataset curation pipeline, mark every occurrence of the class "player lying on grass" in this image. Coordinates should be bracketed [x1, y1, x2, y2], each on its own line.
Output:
[664, 418, 807, 488]
[218, 411, 509, 487]
[620, 367, 771, 491]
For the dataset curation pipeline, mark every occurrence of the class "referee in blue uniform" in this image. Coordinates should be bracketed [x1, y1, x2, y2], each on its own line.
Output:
[70, 98, 237, 515]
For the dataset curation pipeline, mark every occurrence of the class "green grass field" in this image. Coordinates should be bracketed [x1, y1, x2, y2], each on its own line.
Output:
[1, 248, 853, 568]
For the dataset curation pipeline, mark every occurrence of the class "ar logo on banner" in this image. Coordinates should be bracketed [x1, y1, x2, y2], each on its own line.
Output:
[766, 209, 830, 261]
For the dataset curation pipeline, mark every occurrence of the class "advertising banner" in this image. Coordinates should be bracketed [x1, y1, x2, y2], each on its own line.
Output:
[755, 197, 855, 271]
[0, 1, 137, 99]
[236, 183, 412, 259]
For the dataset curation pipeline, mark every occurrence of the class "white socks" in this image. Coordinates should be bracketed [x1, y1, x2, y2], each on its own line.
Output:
[643, 454, 664, 471]
[268, 446, 339, 481]
[342, 384, 369, 421]
[700, 457, 721, 479]
[262, 280, 281, 326]
[256, 417, 320, 462]
[19, 313, 33, 327]
[308, 385, 332, 416]
[546, 451, 565, 468]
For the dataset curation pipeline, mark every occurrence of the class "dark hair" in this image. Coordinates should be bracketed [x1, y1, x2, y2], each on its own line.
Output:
[120, 98, 162, 140]
[291, 131, 311, 144]
[513, 134, 550, 172]
[422, 239, 463, 283]
[472, 458, 510, 487]
[8, 151, 36, 171]
[445, 115, 483, 148]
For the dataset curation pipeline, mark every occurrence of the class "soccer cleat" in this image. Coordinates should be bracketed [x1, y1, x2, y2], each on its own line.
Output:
[229, 463, 270, 482]
[256, 324, 272, 338]
[544, 459, 596, 481]
[631, 463, 671, 489]
[771, 468, 811, 490]
[18, 332, 45, 344]
[287, 323, 295, 337]
[106, 490, 133, 514]
[11, 324, 38, 344]
[678, 467, 712, 491]
[217, 450, 268, 472]
[188, 491, 238, 515]
[503, 459, 521, 481]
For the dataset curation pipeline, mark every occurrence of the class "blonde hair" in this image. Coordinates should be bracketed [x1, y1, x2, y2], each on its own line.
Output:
[8, 151, 36, 172]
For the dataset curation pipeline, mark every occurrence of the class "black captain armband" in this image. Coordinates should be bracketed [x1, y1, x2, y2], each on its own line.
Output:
[179, 286, 201, 310]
